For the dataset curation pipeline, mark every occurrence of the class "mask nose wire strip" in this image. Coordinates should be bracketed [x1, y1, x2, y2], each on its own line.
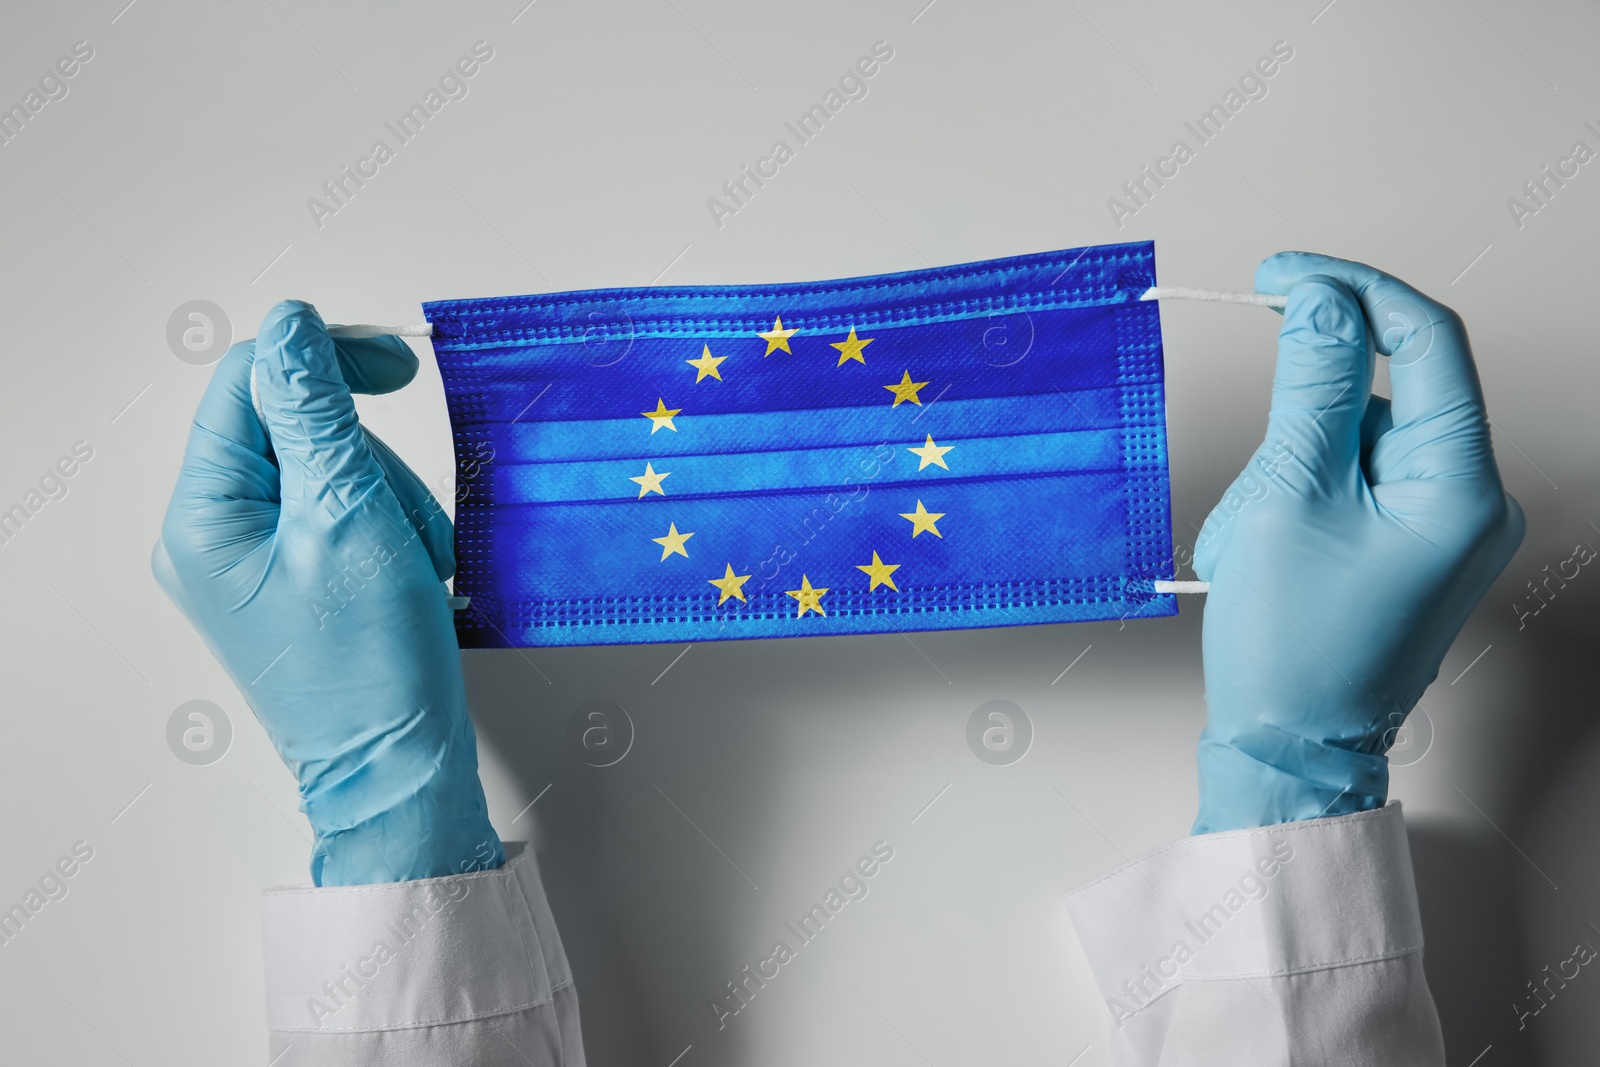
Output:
[296, 289, 1286, 598]
[317, 290, 1283, 340]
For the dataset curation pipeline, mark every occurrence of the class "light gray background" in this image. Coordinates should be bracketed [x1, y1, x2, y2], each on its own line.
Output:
[1, 1, 1596, 1064]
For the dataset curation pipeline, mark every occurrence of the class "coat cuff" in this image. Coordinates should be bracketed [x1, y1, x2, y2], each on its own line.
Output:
[1067, 803, 1424, 996]
[261, 842, 573, 1036]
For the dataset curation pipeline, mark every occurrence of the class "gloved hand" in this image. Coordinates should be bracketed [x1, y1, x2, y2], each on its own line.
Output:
[154, 301, 504, 885]
[1192, 253, 1524, 834]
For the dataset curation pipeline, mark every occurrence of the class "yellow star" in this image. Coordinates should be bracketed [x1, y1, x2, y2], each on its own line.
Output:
[686, 344, 726, 382]
[651, 522, 695, 560]
[786, 574, 829, 617]
[907, 434, 954, 470]
[708, 563, 753, 605]
[899, 499, 945, 538]
[884, 370, 930, 406]
[640, 398, 681, 433]
[855, 551, 901, 592]
[758, 315, 799, 356]
[629, 462, 671, 498]
[830, 327, 875, 367]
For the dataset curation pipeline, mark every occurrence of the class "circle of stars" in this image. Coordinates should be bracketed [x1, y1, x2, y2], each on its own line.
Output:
[617, 313, 959, 620]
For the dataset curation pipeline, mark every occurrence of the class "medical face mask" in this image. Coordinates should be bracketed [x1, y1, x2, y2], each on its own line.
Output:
[424, 240, 1177, 647]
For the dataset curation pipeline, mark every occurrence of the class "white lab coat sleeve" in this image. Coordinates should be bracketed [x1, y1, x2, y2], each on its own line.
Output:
[260, 843, 584, 1067]
[1065, 802, 1443, 1066]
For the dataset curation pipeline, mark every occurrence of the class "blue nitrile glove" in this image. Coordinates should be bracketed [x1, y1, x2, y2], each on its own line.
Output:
[153, 301, 504, 885]
[1192, 253, 1524, 834]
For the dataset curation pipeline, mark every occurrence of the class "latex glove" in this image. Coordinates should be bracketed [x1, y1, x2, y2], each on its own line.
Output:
[154, 301, 504, 885]
[1192, 253, 1524, 834]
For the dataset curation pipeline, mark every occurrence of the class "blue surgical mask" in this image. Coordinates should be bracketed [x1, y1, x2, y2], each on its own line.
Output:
[424, 240, 1176, 646]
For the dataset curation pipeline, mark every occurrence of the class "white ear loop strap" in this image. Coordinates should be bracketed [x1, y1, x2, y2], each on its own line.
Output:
[312, 289, 1280, 596]
[1152, 580, 1210, 594]
[326, 323, 435, 338]
[1140, 287, 1286, 592]
[1140, 286, 1287, 309]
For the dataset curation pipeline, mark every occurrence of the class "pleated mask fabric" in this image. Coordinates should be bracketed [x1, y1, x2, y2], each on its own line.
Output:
[424, 240, 1177, 647]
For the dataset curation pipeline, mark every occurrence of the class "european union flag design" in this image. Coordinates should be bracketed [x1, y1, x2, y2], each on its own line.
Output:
[425, 240, 1176, 647]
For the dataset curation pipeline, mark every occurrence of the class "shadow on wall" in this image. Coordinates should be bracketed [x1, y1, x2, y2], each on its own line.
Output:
[1513, 613, 1600, 1067]
[1413, 584, 1600, 1067]
[1410, 826, 1535, 1067]
[459, 617, 1187, 1067]
[465, 633, 908, 1067]
[466, 640, 799, 1067]
[467, 648, 664, 1067]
